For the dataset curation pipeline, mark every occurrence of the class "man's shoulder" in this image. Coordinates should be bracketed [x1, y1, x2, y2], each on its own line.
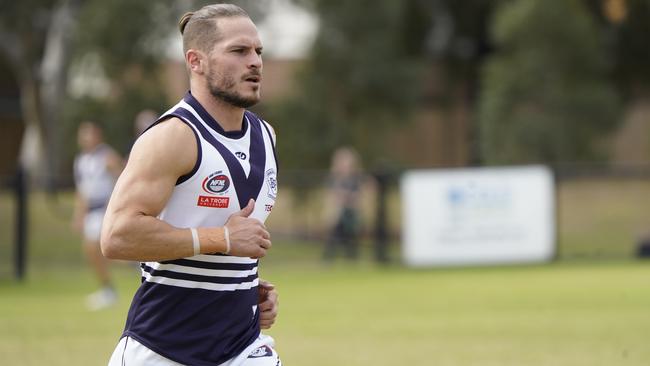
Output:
[128, 116, 198, 178]
[132, 116, 196, 154]
[147, 116, 194, 136]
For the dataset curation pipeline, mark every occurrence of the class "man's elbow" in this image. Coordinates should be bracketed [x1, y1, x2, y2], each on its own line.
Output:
[100, 223, 128, 259]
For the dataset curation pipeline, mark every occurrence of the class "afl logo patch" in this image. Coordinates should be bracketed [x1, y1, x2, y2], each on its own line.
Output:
[265, 168, 277, 199]
[202, 171, 230, 195]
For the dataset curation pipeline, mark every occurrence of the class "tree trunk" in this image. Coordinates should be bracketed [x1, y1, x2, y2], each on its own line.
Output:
[39, 0, 80, 187]
[17, 67, 47, 177]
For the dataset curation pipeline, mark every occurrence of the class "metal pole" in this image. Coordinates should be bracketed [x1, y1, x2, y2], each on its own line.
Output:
[373, 169, 389, 264]
[14, 166, 27, 280]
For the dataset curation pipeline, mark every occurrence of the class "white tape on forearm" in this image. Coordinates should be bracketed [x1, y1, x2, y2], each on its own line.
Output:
[190, 228, 200, 255]
[224, 226, 231, 254]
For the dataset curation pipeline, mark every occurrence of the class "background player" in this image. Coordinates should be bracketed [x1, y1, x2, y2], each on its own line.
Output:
[72, 121, 124, 310]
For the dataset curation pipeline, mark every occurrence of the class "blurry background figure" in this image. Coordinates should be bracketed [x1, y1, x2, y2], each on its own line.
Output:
[72, 121, 124, 310]
[133, 109, 158, 138]
[322, 146, 366, 262]
[636, 231, 650, 259]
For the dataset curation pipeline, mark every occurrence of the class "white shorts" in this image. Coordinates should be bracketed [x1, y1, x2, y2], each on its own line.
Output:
[108, 334, 281, 366]
[83, 209, 105, 242]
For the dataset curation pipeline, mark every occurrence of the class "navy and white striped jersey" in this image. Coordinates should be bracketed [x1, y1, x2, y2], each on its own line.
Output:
[122, 92, 278, 366]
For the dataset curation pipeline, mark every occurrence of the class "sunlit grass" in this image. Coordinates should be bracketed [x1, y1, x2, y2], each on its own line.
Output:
[2, 260, 650, 366]
[2, 178, 650, 365]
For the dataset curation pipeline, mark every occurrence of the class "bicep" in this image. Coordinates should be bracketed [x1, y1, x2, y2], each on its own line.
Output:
[108, 160, 176, 219]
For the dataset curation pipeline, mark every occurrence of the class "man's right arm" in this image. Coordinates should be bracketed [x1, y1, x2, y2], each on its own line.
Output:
[71, 191, 87, 233]
[100, 118, 271, 262]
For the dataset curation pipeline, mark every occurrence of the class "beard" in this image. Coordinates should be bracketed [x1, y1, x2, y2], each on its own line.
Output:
[206, 68, 260, 109]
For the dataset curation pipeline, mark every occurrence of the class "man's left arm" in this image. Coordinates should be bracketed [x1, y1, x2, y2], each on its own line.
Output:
[258, 279, 278, 329]
[258, 123, 279, 329]
[105, 148, 125, 179]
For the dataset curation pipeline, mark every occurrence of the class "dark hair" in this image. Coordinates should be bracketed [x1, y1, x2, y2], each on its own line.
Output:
[178, 4, 250, 54]
[79, 120, 105, 132]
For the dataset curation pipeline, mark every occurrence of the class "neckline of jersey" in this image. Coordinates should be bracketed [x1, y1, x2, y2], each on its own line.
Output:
[183, 91, 249, 140]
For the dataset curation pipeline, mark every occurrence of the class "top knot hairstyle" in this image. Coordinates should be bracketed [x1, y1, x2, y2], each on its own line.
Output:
[178, 4, 250, 54]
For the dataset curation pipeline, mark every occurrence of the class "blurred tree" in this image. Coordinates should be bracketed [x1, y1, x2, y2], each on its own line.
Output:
[608, 0, 650, 96]
[61, 0, 180, 166]
[420, 0, 497, 165]
[478, 0, 621, 164]
[272, 0, 502, 169]
[584, 0, 650, 97]
[602, 0, 628, 23]
[63, 0, 272, 163]
[0, 0, 272, 185]
[272, 0, 422, 170]
[0, 0, 80, 184]
[422, 0, 495, 91]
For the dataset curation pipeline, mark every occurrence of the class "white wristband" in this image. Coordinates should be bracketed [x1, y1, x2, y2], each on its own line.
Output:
[190, 228, 200, 255]
[223, 226, 231, 254]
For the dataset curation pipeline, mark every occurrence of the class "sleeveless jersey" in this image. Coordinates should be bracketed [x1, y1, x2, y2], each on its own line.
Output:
[122, 92, 279, 366]
[74, 144, 116, 210]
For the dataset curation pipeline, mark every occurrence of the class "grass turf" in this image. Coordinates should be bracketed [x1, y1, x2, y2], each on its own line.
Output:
[1, 184, 650, 365]
[1, 257, 649, 366]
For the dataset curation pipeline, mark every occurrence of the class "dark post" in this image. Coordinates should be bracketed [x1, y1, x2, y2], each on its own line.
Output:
[14, 166, 27, 280]
[373, 169, 390, 264]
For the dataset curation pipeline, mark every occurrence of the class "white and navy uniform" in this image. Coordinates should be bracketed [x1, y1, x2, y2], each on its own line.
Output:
[74, 144, 116, 242]
[110, 92, 280, 366]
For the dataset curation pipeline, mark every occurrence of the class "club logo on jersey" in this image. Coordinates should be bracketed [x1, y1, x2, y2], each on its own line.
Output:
[202, 171, 230, 195]
[235, 151, 247, 160]
[248, 345, 273, 358]
[265, 168, 277, 199]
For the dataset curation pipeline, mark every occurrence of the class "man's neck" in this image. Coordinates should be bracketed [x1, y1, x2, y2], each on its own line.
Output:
[83, 142, 103, 154]
[191, 86, 244, 132]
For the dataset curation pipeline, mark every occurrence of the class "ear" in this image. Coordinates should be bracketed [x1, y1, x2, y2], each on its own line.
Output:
[186, 49, 206, 75]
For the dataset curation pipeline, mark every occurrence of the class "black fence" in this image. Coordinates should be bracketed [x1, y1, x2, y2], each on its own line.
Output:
[0, 168, 28, 280]
[3, 163, 650, 280]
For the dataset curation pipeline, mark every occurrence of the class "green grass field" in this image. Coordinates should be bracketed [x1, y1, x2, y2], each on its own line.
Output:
[1, 257, 649, 366]
[1, 183, 650, 365]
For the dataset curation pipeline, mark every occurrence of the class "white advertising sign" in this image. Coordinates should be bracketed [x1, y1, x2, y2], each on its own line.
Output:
[401, 165, 555, 267]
